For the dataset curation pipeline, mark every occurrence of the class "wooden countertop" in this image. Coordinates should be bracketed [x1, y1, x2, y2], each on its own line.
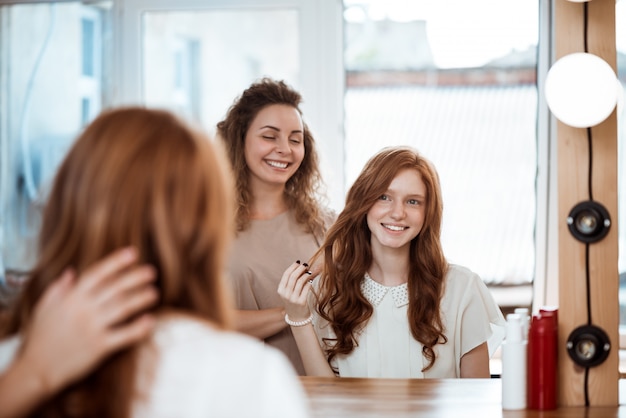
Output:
[300, 376, 626, 417]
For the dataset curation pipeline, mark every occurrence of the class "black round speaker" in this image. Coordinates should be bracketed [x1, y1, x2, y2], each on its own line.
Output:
[566, 325, 611, 368]
[566, 201, 611, 243]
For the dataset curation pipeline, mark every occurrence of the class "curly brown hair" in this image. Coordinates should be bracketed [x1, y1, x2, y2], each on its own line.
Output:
[216, 78, 327, 239]
[312, 146, 449, 373]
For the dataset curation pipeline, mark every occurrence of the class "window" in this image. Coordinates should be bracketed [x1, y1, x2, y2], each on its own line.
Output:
[0, 0, 343, 306]
[0, 1, 113, 305]
[141, 9, 299, 130]
[118, 0, 344, 205]
[0, 0, 542, 313]
[79, 6, 104, 126]
[343, 0, 539, 311]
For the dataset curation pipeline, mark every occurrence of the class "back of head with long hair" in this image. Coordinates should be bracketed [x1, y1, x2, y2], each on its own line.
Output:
[1, 107, 235, 417]
[314, 146, 449, 372]
[216, 77, 326, 239]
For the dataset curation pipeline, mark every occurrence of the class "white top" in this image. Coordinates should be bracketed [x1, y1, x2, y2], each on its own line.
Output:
[314, 264, 506, 378]
[0, 316, 311, 418]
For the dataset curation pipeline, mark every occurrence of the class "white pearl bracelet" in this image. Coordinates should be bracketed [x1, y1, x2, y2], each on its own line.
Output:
[284, 313, 313, 327]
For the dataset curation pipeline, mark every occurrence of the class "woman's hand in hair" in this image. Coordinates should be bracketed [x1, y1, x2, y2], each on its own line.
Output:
[20, 247, 158, 396]
[0, 248, 158, 418]
[277, 261, 313, 322]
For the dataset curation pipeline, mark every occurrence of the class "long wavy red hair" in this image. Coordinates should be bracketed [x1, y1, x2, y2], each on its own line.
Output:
[216, 77, 327, 239]
[1, 107, 235, 417]
[314, 146, 449, 372]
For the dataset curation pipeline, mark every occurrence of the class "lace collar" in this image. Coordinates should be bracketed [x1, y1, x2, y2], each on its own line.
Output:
[361, 272, 409, 307]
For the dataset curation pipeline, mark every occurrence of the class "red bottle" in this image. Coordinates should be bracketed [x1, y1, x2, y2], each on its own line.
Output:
[527, 307, 558, 410]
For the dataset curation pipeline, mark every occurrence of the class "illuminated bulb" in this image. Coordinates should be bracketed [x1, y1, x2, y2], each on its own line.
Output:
[545, 52, 618, 128]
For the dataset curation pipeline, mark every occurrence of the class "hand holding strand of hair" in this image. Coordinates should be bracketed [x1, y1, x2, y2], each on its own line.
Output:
[277, 260, 313, 323]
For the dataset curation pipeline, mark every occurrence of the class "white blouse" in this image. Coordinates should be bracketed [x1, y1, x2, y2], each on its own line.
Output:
[0, 316, 311, 418]
[314, 264, 506, 378]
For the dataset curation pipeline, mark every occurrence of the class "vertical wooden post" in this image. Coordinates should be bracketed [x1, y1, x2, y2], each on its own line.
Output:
[554, 0, 619, 406]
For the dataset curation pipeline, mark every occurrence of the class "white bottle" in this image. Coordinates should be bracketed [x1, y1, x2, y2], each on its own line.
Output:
[501, 313, 527, 410]
[514, 307, 530, 340]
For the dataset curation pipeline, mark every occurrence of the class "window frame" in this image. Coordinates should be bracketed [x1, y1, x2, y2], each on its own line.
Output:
[79, 5, 103, 126]
[112, 0, 346, 208]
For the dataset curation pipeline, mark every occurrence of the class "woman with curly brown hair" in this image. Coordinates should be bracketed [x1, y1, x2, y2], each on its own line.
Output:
[0, 107, 310, 417]
[278, 146, 505, 378]
[217, 78, 333, 375]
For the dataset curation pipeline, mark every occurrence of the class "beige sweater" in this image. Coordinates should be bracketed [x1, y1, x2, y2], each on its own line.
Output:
[227, 210, 326, 375]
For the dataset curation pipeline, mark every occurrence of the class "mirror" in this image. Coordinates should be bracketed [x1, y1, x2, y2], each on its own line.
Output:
[0, 0, 536, 326]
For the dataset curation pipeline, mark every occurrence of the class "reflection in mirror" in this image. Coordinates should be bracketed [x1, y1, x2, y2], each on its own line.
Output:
[0, 0, 539, 326]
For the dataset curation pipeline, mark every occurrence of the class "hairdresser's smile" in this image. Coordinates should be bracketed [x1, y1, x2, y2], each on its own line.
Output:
[367, 168, 426, 252]
[265, 159, 290, 169]
[245, 104, 305, 188]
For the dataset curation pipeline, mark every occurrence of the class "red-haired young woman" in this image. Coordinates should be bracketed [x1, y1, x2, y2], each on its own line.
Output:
[279, 146, 505, 378]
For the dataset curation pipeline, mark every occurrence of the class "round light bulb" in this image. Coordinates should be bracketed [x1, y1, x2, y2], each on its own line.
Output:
[545, 52, 618, 128]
